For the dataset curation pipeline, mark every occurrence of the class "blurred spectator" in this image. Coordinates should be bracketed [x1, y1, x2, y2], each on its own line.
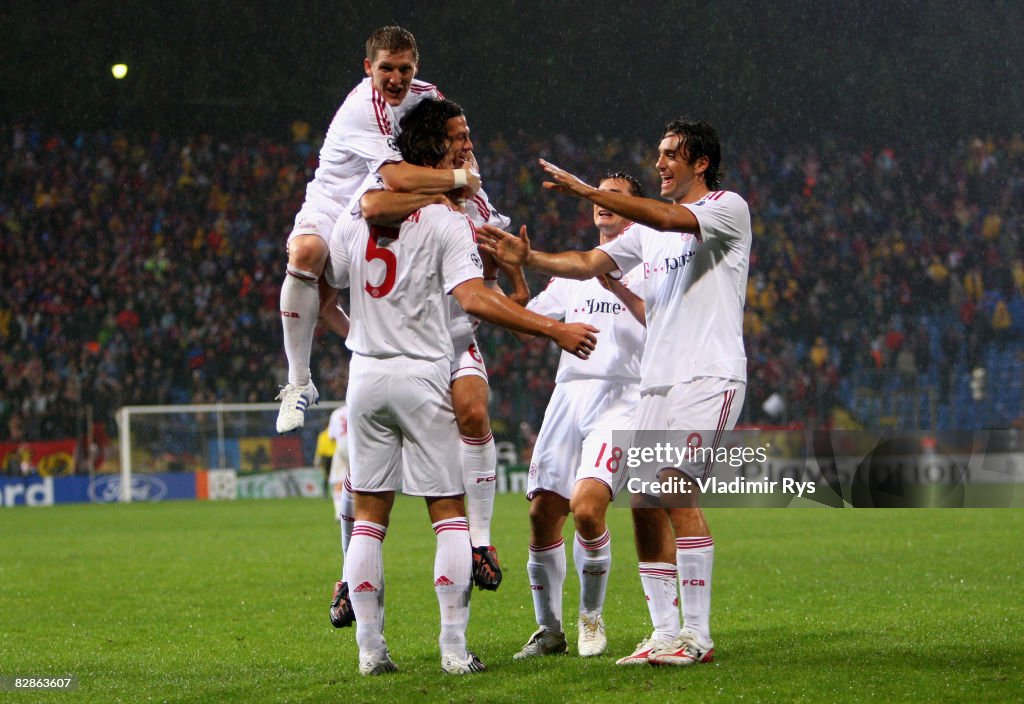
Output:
[1, 124, 1021, 440]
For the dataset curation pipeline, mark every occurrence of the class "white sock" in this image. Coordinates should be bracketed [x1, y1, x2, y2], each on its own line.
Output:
[433, 517, 472, 658]
[676, 536, 714, 643]
[461, 433, 496, 547]
[339, 478, 355, 582]
[348, 521, 387, 655]
[280, 266, 319, 386]
[573, 530, 611, 616]
[527, 538, 566, 633]
[638, 562, 679, 641]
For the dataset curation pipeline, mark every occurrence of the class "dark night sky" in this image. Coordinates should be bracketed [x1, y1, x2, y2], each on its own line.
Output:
[2, 1, 1022, 143]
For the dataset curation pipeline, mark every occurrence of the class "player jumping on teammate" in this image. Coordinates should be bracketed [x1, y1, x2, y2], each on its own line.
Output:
[326, 97, 599, 675]
[276, 26, 478, 435]
[357, 122, 517, 594]
[327, 96, 513, 633]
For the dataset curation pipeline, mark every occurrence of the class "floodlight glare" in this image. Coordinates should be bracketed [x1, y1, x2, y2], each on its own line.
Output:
[111, 64, 128, 79]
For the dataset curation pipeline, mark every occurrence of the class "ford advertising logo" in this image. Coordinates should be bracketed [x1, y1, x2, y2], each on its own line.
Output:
[88, 475, 169, 503]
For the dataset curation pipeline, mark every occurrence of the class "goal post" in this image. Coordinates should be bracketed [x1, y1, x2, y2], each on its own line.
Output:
[115, 402, 343, 503]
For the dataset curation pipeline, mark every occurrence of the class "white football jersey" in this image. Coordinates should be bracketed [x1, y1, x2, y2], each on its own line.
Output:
[598, 190, 751, 391]
[327, 204, 484, 360]
[302, 78, 442, 220]
[446, 189, 511, 341]
[527, 268, 647, 384]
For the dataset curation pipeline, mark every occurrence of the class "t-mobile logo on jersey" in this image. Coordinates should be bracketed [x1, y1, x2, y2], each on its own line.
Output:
[573, 299, 625, 315]
[643, 251, 696, 279]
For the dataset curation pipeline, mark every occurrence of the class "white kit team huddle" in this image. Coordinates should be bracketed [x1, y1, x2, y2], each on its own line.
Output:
[276, 27, 752, 676]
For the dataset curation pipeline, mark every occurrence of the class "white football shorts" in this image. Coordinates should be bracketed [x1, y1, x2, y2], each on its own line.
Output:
[346, 354, 463, 497]
[630, 377, 746, 483]
[286, 207, 335, 246]
[527, 378, 640, 500]
[450, 331, 487, 381]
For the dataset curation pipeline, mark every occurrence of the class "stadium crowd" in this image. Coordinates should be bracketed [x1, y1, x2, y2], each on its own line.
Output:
[1, 123, 1022, 444]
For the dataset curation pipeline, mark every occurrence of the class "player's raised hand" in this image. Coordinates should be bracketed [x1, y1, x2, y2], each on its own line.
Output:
[552, 322, 599, 360]
[477, 224, 530, 266]
[539, 159, 594, 199]
[464, 152, 482, 195]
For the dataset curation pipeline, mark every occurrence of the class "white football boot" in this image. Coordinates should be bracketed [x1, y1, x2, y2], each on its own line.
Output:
[647, 627, 715, 666]
[513, 627, 568, 659]
[275, 381, 318, 433]
[614, 633, 674, 665]
[441, 651, 487, 674]
[358, 646, 398, 676]
[577, 613, 607, 657]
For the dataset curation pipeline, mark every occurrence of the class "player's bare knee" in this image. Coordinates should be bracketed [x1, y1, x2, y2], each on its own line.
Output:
[287, 235, 328, 274]
[426, 495, 466, 524]
[527, 498, 552, 529]
[570, 481, 610, 538]
[528, 492, 568, 544]
[572, 508, 606, 540]
[631, 507, 674, 561]
[668, 506, 708, 537]
[452, 376, 490, 436]
[455, 402, 490, 437]
[354, 490, 395, 526]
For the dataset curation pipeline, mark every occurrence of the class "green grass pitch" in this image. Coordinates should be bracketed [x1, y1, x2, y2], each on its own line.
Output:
[1, 495, 1022, 703]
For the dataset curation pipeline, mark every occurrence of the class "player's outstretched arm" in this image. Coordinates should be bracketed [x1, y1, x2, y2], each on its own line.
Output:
[451, 279, 598, 360]
[478, 250, 534, 342]
[360, 190, 453, 226]
[501, 264, 531, 307]
[379, 160, 481, 196]
[539, 159, 701, 234]
[491, 256, 531, 307]
[477, 224, 617, 280]
[480, 249, 530, 306]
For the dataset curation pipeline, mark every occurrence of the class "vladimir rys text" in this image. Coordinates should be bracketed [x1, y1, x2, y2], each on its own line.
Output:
[627, 474, 817, 497]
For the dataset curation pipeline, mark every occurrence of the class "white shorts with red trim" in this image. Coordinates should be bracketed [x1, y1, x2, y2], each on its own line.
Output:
[346, 354, 463, 497]
[631, 377, 745, 482]
[450, 332, 487, 381]
[286, 207, 336, 247]
[527, 378, 639, 500]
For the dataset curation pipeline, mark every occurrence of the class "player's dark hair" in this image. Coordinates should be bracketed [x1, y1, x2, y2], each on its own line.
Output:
[601, 171, 644, 198]
[663, 118, 722, 190]
[397, 98, 465, 168]
[366, 25, 419, 64]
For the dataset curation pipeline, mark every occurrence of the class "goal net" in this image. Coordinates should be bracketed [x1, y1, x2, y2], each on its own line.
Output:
[114, 402, 343, 503]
